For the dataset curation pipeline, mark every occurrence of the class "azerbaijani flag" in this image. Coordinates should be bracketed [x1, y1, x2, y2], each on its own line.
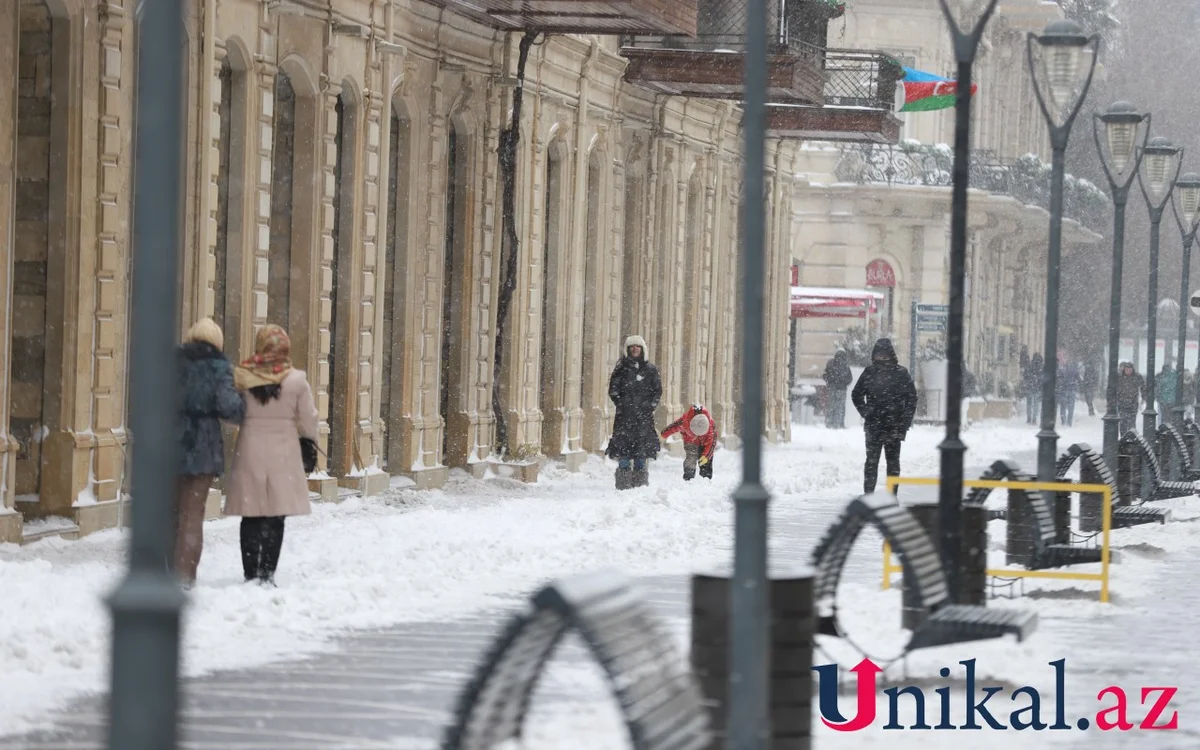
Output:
[900, 67, 978, 112]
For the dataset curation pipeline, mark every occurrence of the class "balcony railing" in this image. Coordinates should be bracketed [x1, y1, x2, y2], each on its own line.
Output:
[822, 48, 902, 109]
[834, 143, 1111, 230]
[619, 0, 841, 102]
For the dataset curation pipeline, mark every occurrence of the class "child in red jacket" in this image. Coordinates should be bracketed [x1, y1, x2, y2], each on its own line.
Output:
[661, 404, 717, 480]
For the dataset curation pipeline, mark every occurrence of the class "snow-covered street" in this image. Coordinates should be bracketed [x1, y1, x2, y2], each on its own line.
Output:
[3, 415, 1199, 748]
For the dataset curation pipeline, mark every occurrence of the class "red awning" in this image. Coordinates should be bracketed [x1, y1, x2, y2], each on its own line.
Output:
[791, 286, 884, 319]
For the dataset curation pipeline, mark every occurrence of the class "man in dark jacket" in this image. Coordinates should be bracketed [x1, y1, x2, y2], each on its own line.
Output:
[176, 318, 245, 586]
[851, 339, 918, 494]
[606, 335, 663, 490]
[822, 350, 853, 428]
[1116, 361, 1143, 436]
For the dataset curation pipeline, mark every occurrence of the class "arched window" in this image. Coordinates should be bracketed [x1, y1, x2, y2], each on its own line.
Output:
[540, 142, 566, 451]
[327, 90, 358, 475]
[11, 0, 65, 498]
[440, 121, 469, 461]
[681, 175, 702, 405]
[381, 102, 412, 471]
[621, 170, 643, 339]
[267, 72, 296, 327]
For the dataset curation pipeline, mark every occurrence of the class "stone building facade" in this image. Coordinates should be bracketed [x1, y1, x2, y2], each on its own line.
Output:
[790, 0, 1105, 399]
[0, 0, 800, 542]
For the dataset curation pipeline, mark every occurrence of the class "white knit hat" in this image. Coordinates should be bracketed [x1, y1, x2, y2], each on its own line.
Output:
[690, 413, 710, 435]
[624, 335, 647, 358]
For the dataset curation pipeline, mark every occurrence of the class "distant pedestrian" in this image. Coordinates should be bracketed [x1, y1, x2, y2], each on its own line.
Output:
[1081, 361, 1098, 417]
[1186, 369, 1197, 422]
[1024, 353, 1044, 425]
[1057, 361, 1079, 427]
[1156, 364, 1176, 427]
[1116, 361, 1143, 436]
[174, 318, 245, 588]
[851, 339, 918, 495]
[606, 335, 662, 490]
[821, 350, 853, 428]
[225, 325, 319, 586]
[661, 403, 717, 481]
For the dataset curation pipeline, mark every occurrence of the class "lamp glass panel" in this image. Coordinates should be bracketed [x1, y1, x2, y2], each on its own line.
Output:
[1105, 121, 1137, 174]
[1046, 44, 1083, 108]
[1182, 186, 1200, 225]
[1147, 153, 1170, 196]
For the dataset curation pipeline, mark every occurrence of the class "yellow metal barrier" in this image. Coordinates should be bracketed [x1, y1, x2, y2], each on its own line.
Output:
[880, 476, 1112, 603]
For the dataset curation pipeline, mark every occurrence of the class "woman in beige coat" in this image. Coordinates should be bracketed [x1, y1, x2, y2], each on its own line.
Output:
[225, 325, 319, 584]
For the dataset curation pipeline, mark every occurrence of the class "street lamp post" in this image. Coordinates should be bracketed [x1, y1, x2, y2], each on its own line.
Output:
[1027, 20, 1100, 484]
[728, 0, 770, 744]
[1136, 138, 1184, 454]
[933, 0, 1000, 604]
[1170, 174, 1200, 435]
[105, 1, 187, 749]
[1094, 102, 1149, 473]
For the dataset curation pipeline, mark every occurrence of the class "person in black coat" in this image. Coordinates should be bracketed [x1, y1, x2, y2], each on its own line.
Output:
[175, 318, 245, 586]
[822, 350, 853, 428]
[851, 338, 918, 494]
[606, 335, 663, 490]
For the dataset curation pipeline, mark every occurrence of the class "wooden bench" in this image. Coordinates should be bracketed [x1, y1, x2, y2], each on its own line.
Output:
[441, 570, 710, 750]
[810, 493, 1036, 652]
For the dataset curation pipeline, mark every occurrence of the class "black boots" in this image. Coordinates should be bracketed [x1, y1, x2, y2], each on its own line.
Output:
[615, 466, 650, 490]
[615, 467, 634, 490]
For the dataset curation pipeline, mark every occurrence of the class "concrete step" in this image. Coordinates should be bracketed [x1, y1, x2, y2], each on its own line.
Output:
[21, 516, 80, 545]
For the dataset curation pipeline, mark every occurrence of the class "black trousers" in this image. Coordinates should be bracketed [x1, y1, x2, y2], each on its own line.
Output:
[240, 516, 285, 582]
[864, 435, 902, 494]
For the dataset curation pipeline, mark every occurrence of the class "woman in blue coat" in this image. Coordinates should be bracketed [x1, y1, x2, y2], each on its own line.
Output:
[175, 318, 245, 586]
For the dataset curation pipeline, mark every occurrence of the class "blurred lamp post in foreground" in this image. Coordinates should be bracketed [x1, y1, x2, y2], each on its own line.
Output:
[1136, 137, 1184, 451]
[933, 0, 1000, 605]
[728, 0, 770, 746]
[1026, 18, 1100, 484]
[105, 0, 188, 749]
[1170, 173, 1200, 436]
[1094, 101, 1149, 473]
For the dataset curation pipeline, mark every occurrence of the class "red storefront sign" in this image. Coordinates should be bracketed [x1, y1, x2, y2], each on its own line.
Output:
[866, 259, 896, 288]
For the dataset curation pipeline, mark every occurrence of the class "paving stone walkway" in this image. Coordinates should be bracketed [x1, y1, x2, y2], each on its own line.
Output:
[3, 449, 1198, 749]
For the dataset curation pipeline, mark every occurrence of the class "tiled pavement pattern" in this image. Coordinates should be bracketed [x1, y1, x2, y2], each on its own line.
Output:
[3, 451, 1199, 749]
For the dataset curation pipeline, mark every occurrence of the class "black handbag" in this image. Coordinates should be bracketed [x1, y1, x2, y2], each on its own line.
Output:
[300, 437, 319, 474]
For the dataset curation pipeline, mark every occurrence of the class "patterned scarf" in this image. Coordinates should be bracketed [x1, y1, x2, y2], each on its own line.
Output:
[234, 324, 294, 391]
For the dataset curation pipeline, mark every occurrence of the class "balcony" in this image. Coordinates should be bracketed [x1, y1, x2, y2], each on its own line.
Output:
[765, 49, 904, 143]
[834, 144, 1111, 229]
[620, 0, 844, 102]
[431, 0, 698, 35]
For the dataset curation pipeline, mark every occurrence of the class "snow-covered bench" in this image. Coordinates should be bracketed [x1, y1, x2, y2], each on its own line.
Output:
[1058, 442, 1170, 529]
[441, 570, 709, 750]
[1157, 422, 1200, 481]
[1119, 431, 1197, 502]
[811, 493, 1037, 653]
[967, 459, 1102, 569]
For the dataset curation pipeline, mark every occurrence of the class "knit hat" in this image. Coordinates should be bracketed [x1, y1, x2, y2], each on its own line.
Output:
[690, 413, 711, 436]
[185, 317, 224, 352]
[624, 335, 647, 359]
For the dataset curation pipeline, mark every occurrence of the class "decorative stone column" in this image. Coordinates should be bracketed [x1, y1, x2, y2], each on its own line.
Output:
[55, 0, 131, 536]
